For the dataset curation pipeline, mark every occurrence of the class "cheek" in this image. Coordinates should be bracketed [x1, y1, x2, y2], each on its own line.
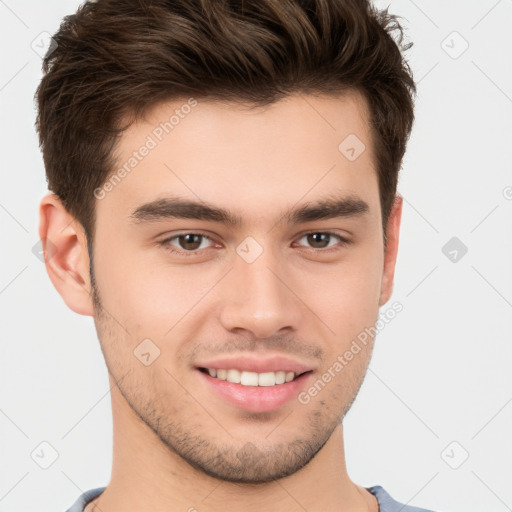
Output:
[303, 251, 384, 336]
[95, 247, 224, 347]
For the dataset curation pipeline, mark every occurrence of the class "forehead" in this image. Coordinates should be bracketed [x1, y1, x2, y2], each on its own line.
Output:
[100, 91, 379, 225]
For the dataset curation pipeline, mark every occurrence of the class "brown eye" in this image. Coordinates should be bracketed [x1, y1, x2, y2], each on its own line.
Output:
[159, 233, 214, 255]
[297, 232, 345, 250]
[306, 233, 331, 248]
[177, 234, 204, 250]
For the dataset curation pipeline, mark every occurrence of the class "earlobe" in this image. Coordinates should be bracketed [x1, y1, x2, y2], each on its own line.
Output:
[379, 194, 403, 306]
[38, 193, 95, 316]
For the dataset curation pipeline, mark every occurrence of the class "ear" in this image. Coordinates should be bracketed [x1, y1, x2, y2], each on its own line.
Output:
[379, 194, 403, 306]
[38, 192, 94, 316]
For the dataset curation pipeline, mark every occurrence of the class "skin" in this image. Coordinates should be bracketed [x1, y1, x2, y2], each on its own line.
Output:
[39, 90, 402, 512]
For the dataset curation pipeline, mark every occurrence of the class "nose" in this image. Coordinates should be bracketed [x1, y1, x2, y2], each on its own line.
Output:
[218, 246, 303, 339]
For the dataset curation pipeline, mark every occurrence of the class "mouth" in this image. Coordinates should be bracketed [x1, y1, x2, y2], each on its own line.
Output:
[197, 367, 313, 387]
[196, 366, 315, 413]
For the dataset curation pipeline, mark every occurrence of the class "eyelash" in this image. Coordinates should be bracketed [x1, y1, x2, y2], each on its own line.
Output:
[157, 231, 350, 257]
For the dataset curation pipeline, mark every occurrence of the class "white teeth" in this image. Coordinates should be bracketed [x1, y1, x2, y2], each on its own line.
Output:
[241, 371, 259, 386]
[275, 371, 286, 384]
[226, 369, 241, 384]
[258, 372, 275, 386]
[205, 368, 300, 386]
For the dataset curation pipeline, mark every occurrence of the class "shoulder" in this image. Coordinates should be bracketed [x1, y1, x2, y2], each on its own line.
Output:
[65, 487, 106, 512]
[367, 485, 440, 512]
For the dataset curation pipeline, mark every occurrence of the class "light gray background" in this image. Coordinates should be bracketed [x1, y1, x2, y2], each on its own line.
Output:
[1, 1, 511, 511]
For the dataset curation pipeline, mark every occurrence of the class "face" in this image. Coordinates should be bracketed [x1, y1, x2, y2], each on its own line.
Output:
[58, 91, 401, 483]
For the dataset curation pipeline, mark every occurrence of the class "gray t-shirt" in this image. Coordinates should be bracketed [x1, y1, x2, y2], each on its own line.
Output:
[65, 485, 439, 511]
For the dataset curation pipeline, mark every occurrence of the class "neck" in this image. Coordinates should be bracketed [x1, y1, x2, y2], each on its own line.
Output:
[87, 385, 377, 512]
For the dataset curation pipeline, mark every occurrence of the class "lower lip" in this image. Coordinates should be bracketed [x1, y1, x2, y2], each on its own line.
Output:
[197, 369, 314, 413]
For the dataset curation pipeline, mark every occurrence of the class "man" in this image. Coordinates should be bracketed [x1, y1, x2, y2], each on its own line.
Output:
[35, 0, 437, 510]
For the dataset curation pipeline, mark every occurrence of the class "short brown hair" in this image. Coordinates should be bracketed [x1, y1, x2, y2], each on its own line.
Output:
[35, 0, 415, 246]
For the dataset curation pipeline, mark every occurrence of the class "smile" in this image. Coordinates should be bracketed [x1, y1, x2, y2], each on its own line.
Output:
[199, 367, 311, 387]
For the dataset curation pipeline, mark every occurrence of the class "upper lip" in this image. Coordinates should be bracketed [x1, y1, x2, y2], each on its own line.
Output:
[195, 355, 314, 375]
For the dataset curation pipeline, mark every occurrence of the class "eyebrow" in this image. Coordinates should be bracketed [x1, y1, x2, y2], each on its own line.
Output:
[128, 194, 369, 228]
